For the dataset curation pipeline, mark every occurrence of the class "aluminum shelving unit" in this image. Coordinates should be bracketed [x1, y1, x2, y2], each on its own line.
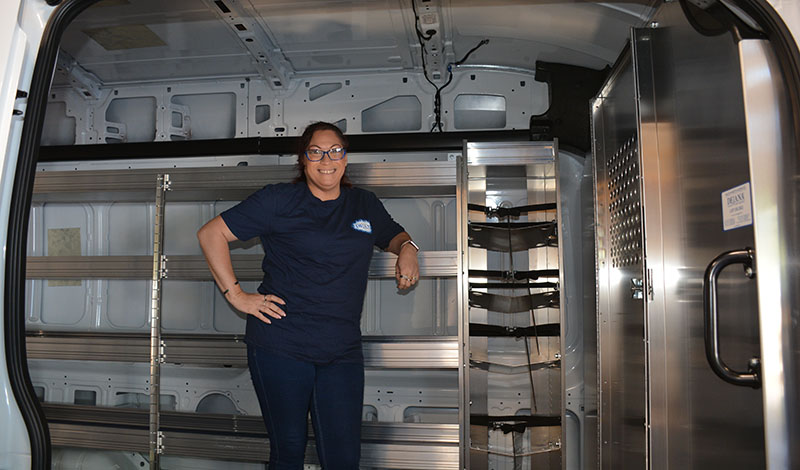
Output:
[27, 158, 462, 469]
[460, 141, 564, 470]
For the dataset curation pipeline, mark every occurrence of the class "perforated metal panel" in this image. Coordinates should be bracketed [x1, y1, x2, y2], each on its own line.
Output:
[607, 135, 642, 268]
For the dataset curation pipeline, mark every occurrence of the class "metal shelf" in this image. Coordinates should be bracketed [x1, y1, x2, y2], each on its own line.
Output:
[45, 404, 459, 468]
[26, 251, 458, 280]
[27, 333, 460, 369]
[33, 161, 456, 202]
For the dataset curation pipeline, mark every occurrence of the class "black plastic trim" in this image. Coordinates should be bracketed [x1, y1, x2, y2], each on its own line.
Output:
[679, 0, 765, 40]
[469, 322, 560, 338]
[38, 130, 532, 162]
[6, 1, 99, 469]
[733, 1, 800, 170]
[40, 137, 264, 161]
[470, 414, 561, 429]
[530, 60, 609, 154]
[468, 202, 557, 218]
[466, 282, 558, 289]
[468, 269, 560, 281]
[342, 129, 531, 152]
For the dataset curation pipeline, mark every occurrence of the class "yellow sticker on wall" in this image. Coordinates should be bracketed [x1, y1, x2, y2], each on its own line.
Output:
[48, 228, 81, 287]
[83, 24, 166, 51]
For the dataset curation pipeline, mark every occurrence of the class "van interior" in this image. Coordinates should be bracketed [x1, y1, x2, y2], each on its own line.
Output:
[12, 0, 799, 469]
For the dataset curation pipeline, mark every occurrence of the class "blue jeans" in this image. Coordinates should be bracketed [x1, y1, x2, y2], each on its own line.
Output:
[247, 345, 364, 469]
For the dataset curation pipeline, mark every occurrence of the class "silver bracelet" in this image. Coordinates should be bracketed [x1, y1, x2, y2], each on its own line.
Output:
[400, 239, 420, 252]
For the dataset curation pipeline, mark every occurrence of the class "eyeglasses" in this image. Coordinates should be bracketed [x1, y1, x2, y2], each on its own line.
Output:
[304, 147, 347, 162]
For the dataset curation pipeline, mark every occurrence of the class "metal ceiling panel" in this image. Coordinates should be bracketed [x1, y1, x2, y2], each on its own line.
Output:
[54, 0, 656, 85]
[59, 0, 260, 83]
[449, 2, 655, 70]
[248, 0, 415, 73]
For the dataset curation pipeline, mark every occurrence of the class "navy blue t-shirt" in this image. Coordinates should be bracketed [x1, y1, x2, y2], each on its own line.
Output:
[220, 182, 404, 364]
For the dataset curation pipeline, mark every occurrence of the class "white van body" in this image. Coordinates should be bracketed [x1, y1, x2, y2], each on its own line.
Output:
[1, 1, 799, 469]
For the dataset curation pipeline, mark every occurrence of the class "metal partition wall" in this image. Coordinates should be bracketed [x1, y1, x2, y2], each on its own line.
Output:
[593, 2, 769, 468]
[461, 142, 564, 470]
[25, 158, 462, 469]
[592, 45, 648, 469]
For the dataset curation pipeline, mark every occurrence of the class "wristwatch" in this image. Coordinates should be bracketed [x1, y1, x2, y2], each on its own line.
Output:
[400, 239, 420, 252]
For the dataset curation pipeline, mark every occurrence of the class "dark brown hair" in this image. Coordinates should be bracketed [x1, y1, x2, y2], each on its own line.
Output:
[293, 121, 352, 187]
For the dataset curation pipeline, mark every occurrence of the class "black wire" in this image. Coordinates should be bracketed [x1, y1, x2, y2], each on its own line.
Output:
[508, 214, 538, 414]
[410, 1, 489, 132]
[524, 327, 538, 413]
[432, 79, 448, 132]
[527, 278, 541, 355]
[454, 38, 490, 67]
[410, 0, 435, 41]
[410, 1, 438, 100]
[433, 39, 490, 132]
[512, 428, 519, 466]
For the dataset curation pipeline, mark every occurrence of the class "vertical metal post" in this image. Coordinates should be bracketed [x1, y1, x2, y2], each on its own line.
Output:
[456, 153, 470, 469]
[740, 39, 796, 470]
[149, 174, 170, 469]
[552, 139, 567, 469]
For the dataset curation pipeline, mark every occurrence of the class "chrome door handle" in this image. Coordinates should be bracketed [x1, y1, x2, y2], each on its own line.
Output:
[702, 248, 761, 388]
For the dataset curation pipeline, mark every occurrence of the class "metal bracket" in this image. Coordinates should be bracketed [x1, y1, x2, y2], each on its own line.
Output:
[413, 0, 449, 82]
[13, 90, 27, 117]
[631, 277, 644, 300]
[156, 430, 164, 454]
[203, 0, 293, 89]
[166, 103, 192, 141]
[158, 255, 169, 279]
[159, 339, 167, 364]
[103, 120, 128, 143]
[56, 51, 104, 100]
[161, 174, 172, 191]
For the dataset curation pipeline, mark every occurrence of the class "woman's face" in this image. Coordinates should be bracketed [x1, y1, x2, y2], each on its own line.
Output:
[303, 129, 347, 200]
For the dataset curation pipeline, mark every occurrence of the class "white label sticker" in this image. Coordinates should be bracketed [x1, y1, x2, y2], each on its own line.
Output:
[721, 182, 753, 231]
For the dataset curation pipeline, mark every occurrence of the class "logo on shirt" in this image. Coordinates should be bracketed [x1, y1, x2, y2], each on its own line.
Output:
[352, 219, 372, 233]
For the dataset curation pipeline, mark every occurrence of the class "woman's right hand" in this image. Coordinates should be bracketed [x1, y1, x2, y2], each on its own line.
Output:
[228, 291, 286, 324]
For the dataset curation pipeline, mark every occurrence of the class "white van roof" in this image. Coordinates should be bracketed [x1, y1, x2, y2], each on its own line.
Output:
[55, 1, 655, 86]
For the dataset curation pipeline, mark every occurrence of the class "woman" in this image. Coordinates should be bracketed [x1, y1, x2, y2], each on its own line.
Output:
[197, 121, 420, 469]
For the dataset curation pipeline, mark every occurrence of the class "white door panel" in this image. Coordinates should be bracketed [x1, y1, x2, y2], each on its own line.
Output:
[1, 1, 55, 468]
